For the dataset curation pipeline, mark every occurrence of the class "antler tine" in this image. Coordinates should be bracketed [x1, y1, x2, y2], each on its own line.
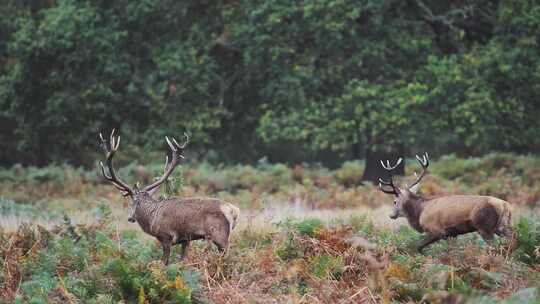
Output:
[98, 129, 133, 196]
[409, 152, 430, 190]
[147, 155, 172, 197]
[166, 136, 177, 152]
[163, 155, 169, 173]
[170, 133, 190, 150]
[379, 182, 399, 195]
[378, 177, 393, 186]
[143, 133, 189, 192]
[99, 161, 125, 190]
[114, 135, 120, 151]
[379, 177, 399, 194]
[415, 152, 429, 167]
[378, 157, 402, 196]
[180, 132, 190, 148]
[380, 157, 402, 171]
[99, 161, 111, 179]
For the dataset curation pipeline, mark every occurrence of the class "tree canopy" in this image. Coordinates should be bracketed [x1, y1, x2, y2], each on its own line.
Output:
[1, 0, 539, 169]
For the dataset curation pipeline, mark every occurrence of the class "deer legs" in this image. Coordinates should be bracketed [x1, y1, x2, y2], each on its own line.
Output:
[417, 234, 441, 252]
[417, 225, 517, 254]
[418, 232, 468, 252]
[160, 240, 191, 265]
[180, 241, 190, 260]
[161, 241, 171, 265]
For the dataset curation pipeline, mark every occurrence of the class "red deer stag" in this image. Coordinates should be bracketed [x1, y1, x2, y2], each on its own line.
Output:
[379, 153, 513, 252]
[99, 130, 240, 265]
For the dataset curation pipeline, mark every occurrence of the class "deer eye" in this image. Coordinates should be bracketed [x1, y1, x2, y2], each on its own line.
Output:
[393, 201, 397, 205]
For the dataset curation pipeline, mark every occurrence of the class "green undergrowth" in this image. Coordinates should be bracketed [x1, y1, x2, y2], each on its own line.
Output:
[1, 214, 540, 303]
[1, 153, 539, 207]
[0, 197, 60, 221]
[513, 216, 540, 265]
[1, 210, 203, 304]
[279, 217, 540, 303]
[1, 153, 540, 302]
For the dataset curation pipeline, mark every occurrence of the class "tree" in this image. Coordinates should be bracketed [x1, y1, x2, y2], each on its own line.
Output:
[0, 0, 226, 165]
[0, 0, 539, 167]
[251, 0, 433, 181]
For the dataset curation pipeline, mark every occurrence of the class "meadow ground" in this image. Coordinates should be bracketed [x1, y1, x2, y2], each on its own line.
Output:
[1, 153, 540, 303]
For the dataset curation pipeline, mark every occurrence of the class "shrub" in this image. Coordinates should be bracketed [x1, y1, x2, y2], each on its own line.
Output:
[0, 197, 56, 220]
[334, 161, 364, 187]
[430, 154, 482, 180]
[293, 218, 323, 237]
[275, 235, 304, 261]
[6, 221, 202, 303]
[308, 255, 344, 279]
[513, 217, 540, 265]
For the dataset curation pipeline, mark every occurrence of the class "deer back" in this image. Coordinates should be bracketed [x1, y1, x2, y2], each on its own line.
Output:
[151, 197, 234, 237]
[419, 195, 510, 233]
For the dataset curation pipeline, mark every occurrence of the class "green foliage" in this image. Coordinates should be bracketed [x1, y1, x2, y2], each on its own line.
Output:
[0, 0, 225, 166]
[2, 156, 540, 302]
[292, 218, 323, 237]
[254, 0, 540, 158]
[308, 255, 344, 279]
[187, 162, 295, 194]
[275, 235, 304, 261]
[503, 288, 539, 304]
[0, 197, 58, 220]
[377, 224, 422, 249]
[7, 217, 201, 303]
[428, 153, 540, 200]
[430, 154, 483, 180]
[0, 164, 95, 184]
[1, 1, 540, 166]
[514, 217, 540, 265]
[274, 218, 325, 261]
[335, 161, 364, 187]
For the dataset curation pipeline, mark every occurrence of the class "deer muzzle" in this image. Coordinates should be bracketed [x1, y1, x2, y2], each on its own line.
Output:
[389, 209, 399, 220]
[128, 203, 137, 223]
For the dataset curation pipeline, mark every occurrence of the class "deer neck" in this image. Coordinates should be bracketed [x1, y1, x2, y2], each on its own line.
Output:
[403, 195, 427, 232]
[135, 197, 160, 235]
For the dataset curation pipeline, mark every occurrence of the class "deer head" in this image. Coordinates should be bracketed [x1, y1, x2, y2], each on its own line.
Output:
[99, 129, 189, 222]
[378, 153, 429, 219]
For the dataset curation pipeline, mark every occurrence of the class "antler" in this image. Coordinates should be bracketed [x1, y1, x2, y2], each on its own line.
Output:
[143, 133, 189, 193]
[99, 129, 133, 197]
[378, 158, 403, 196]
[408, 152, 429, 190]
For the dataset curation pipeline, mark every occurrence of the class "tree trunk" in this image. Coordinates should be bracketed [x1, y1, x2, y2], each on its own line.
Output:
[361, 147, 405, 183]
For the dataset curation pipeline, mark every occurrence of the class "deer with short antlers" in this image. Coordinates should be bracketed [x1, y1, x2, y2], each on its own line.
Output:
[379, 153, 513, 252]
[99, 130, 240, 265]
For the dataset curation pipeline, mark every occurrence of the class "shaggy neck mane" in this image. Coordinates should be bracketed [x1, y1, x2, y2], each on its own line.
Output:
[403, 193, 428, 232]
[135, 196, 160, 233]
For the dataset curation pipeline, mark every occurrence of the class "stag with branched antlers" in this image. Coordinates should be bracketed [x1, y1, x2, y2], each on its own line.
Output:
[379, 153, 513, 252]
[99, 130, 240, 265]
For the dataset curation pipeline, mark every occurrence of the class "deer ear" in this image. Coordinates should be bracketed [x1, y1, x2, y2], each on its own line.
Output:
[409, 183, 420, 194]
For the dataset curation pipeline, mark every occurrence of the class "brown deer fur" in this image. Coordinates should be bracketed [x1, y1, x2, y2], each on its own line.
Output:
[379, 154, 513, 252]
[98, 130, 240, 264]
[129, 190, 239, 264]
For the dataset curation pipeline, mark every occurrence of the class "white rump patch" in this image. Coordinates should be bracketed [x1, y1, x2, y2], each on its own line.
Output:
[220, 203, 240, 233]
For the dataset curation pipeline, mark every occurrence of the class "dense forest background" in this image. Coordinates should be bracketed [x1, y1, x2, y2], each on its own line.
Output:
[1, 0, 539, 174]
